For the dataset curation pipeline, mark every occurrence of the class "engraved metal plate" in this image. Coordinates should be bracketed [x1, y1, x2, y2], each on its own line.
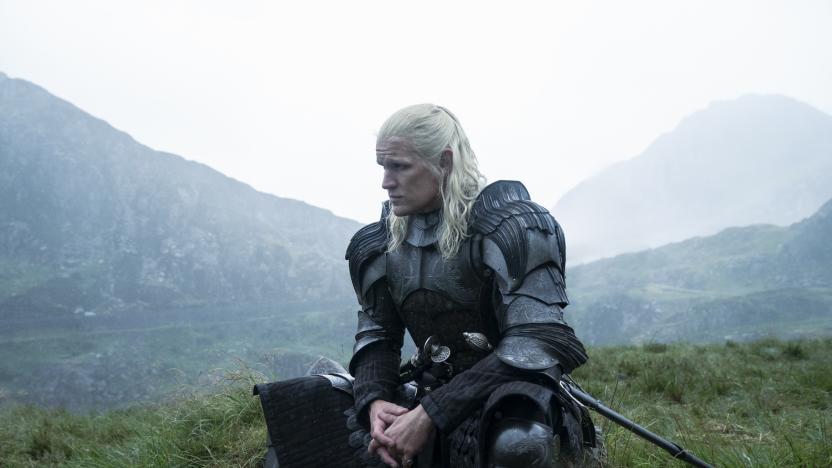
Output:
[463, 332, 493, 352]
[430, 345, 451, 363]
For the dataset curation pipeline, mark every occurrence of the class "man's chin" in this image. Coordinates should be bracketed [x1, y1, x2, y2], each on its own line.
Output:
[391, 205, 412, 217]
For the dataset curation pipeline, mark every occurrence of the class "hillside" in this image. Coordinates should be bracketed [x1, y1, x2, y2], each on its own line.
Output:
[554, 94, 832, 264]
[567, 198, 832, 345]
[3, 72, 829, 413]
[0, 73, 363, 410]
[1, 338, 829, 467]
[0, 72, 361, 317]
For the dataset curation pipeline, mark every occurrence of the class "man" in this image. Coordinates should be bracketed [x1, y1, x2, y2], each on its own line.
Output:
[256, 104, 594, 467]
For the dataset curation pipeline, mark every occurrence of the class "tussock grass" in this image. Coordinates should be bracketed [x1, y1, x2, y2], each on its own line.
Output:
[572, 337, 832, 467]
[0, 368, 267, 467]
[1, 338, 830, 467]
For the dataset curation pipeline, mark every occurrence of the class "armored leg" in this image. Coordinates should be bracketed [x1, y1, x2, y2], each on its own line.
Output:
[486, 395, 560, 468]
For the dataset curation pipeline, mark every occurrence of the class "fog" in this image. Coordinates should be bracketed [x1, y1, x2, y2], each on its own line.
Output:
[2, 0, 830, 222]
[2, 0, 832, 412]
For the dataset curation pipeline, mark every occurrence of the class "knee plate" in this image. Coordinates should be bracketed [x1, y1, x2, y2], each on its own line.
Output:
[487, 417, 558, 468]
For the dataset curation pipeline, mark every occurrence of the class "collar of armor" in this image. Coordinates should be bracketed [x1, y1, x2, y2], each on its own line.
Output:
[405, 209, 441, 247]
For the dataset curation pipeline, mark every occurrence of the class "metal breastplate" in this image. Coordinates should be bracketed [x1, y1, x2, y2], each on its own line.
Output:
[386, 211, 499, 371]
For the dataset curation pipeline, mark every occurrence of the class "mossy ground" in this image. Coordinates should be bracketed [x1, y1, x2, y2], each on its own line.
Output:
[1, 338, 830, 467]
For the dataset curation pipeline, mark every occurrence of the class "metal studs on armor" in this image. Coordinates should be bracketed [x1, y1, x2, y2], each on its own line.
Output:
[463, 332, 494, 352]
[431, 346, 451, 363]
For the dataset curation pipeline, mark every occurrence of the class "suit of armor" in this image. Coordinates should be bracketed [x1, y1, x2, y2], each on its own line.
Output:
[255, 181, 594, 467]
[348, 181, 591, 467]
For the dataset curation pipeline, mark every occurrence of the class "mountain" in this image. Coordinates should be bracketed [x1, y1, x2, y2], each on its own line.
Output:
[0, 72, 362, 318]
[566, 197, 832, 345]
[0, 73, 368, 409]
[554, 94, 832, 264]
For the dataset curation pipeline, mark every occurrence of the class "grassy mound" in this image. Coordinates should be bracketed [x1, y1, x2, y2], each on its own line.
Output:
[0, 370, 266, 467]
[572, 338, 832, 466]
[1, 338, 830, 467]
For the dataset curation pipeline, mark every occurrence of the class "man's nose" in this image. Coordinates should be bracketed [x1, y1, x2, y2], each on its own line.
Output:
[382, 171, 396, 190]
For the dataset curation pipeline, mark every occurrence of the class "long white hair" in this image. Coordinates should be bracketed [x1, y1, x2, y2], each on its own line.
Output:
[378, 104, 486, 258]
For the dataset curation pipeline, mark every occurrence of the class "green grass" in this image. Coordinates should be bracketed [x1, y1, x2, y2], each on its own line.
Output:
[0, 305, 357, 410]
[572, 337, 832, 467]
[1, 338, 830, 467]
[0, 369, 268, 467]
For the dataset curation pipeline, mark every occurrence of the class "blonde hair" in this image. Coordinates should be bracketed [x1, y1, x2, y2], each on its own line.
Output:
[378, 104, 486, 258]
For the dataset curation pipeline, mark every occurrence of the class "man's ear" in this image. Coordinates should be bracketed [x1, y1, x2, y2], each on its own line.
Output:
[440, 149, 453, 173]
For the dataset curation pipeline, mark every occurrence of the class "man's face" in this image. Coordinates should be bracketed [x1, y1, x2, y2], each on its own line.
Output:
[377, 137, 442, 217]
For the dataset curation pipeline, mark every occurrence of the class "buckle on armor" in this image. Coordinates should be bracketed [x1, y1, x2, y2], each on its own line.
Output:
[400, 336, 455, 393]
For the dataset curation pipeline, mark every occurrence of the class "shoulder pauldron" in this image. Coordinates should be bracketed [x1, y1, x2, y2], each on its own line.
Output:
[345, 202, 390, 298]
[472, 180, 566, 292]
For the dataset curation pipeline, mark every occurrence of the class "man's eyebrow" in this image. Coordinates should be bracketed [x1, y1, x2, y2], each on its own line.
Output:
[377, 154, 408, 165]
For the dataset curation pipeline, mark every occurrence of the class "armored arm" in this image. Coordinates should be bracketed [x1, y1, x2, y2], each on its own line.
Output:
[478, 185, 587, 375]
[345, 212, 405, 422]
[350, 277, 404, 422]
[419, 181, 587, 433]
[483, 229, 586, 375]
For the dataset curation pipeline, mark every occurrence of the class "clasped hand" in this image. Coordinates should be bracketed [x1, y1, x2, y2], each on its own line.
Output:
[368, 400, 435, 467]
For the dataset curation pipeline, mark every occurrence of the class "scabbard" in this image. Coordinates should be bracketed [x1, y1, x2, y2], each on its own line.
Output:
[563, 381, 714, 468]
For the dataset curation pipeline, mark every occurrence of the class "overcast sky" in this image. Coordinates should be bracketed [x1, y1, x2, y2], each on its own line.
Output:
[2, 1, 831, 223]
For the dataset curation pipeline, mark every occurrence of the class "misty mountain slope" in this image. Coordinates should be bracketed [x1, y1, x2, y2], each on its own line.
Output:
[0, 72, 362, 317]
[567, 198, 832, 345]
[554, 94, 832, 264]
